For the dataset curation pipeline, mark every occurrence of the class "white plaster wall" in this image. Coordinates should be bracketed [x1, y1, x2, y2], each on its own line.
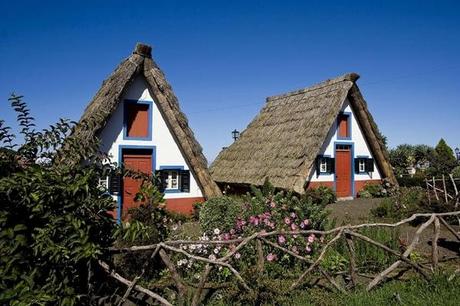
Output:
[99, 76, 204, 199]
[308, 99, 382, 182]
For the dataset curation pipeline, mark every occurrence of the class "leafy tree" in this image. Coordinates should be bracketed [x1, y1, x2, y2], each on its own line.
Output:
[0, 94, 117, 305]
[427, 139, 458, 176]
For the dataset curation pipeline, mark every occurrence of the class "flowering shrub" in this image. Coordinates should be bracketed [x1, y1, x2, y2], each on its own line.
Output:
[190, 182, 330, 281]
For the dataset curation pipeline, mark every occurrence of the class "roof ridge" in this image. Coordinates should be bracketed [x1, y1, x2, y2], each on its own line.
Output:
[266, 72, 359, 102]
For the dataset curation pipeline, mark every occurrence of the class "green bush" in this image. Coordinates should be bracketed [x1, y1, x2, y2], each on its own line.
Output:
[0, 95, 116, 304]
[371, 187, 426, 220]
[199, 196, 244, 234]
[397, 174, 426, 187]
[304, 186, 336, 205]
[358, 183, 386, 198]
[452, 165, 460, 178]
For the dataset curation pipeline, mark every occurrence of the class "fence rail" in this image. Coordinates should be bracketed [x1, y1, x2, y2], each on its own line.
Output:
[99, 211, 460, 306]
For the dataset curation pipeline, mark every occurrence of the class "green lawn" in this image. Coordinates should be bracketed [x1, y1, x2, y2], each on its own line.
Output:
[275, 272, 460, 306]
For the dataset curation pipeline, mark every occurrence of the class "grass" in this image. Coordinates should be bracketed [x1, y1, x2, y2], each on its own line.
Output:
[204, 271, 460, 305]
[276, 271, 460, 306]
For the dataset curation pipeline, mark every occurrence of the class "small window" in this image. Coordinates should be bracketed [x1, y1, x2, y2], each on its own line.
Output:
[98, 176, 109, 191]
[337, 113, 350, 139]
[125, 102, 150, 138]
[158, 169, 190, 193]
[316, 156, 335, 175]
[355, 158, 375, 173]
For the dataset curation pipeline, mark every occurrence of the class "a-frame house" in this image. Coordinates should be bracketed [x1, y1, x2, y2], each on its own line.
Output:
[74, 43, 221, 220]
[210, 73, 397, 198]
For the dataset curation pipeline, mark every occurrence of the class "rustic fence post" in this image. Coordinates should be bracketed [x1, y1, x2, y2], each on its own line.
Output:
[344, 231, 358, 287]
[426, 178, 431, 205]
[433, 177, 439, 201]
[432, 217, 440, 269]
[449, 174, 459, 209]
[256, 239, 265, 273]
[442, 175, 448, 203]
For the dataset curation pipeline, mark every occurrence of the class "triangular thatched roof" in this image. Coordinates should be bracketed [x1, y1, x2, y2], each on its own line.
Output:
[210, 73, 396, 193]
[73, 43, 221, 199]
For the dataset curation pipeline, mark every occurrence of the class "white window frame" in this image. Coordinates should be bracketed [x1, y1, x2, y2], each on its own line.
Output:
[98, 176, 109, 191]
[358, 159, 366, 173]
[165, 170, 180, 190]
[319, 158, 328, 173]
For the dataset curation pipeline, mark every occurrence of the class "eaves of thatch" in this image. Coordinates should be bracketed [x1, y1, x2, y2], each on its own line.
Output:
[72, 43, 222, 199]
[210, 73, 397, 193]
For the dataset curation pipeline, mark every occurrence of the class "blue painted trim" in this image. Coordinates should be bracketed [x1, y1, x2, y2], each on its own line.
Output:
[159, 165, 185, 170]
[336, 112, 352, 140]
[117, 145, 157, 224]
[356, 155, 369, 158]
[123, 99, 153, 141]
[333, 142, 355, 197]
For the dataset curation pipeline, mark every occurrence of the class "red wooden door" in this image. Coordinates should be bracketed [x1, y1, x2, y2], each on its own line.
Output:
[122, 151, 152, 218]
[335, 146, 352, 197]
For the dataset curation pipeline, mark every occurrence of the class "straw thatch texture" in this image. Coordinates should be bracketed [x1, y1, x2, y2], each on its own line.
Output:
[210, 73, 396, 193]
[72, 43, 221, 199]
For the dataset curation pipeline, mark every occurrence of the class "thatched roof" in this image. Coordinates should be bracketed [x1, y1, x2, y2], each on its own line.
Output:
[73, 43, 221, 199]
[210, 73, 396, 193]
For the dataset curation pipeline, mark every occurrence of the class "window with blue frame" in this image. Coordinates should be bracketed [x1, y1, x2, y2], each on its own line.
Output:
[337, 112, 351, 140]
[157, 167, 190, 193]
[124, 100, 152, 140]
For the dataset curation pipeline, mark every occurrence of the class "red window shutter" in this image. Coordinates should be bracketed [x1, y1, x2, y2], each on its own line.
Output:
[126, 104, 149, 137]
[338, 114, 349, 138]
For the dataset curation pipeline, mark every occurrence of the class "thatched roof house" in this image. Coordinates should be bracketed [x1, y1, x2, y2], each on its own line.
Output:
[210, 73, 396, 197]
[74, 43, 221, 217]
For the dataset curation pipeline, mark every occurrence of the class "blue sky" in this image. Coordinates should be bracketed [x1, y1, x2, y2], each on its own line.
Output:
[1, 0, 459, 161]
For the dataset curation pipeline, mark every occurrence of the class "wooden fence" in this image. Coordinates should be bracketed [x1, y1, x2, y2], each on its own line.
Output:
[425, 174, 459, 208]
[99, 211, 460, 306]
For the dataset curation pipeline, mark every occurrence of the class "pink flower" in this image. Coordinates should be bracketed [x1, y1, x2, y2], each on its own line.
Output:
[270, 201, 276, 208]
[278, 235, 286, 244]
[290, 212, 297, 219]
[291, 223, 298, 231]
[234, 252, 241, 259]
[249, 215, 260, 226]
[223, 233, 230, 240]
[305, 245, 312, 253]
[284, 217, 291, 225]
[303, 219, 310, 227]
[299, 222, 305, 229]
[230, 228, 235, 235]
[266, 253, 276, 262]
[307, 234, 316, 243]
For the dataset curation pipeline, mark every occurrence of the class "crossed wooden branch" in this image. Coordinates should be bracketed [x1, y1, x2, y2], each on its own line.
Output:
[98, 211, 460, 305]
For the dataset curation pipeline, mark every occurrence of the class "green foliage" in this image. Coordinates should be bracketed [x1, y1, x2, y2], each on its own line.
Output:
[389, 144, 435, 176]
[199, 196, 245, 233]
[304, 186, 336, 205]
[427, 138, 458, 176]
[268, 271, 460, 306]
[452, 165, 460, 178]
[0, 94, 117, 304]
[371, 187, 426, 220]
[396, 172, 426, 187]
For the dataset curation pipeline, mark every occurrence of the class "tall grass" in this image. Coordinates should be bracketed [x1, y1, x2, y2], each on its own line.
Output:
[323, 226, 400, 273]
